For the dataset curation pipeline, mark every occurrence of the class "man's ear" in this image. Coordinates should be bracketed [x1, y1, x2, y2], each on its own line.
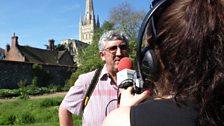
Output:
[99, 51, 105, 61]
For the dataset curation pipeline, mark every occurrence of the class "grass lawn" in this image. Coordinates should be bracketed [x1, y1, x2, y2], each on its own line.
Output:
[0, 96, 82, 126]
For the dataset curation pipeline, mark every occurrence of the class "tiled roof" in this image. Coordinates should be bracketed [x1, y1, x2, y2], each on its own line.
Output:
[17, 45, 68, 65]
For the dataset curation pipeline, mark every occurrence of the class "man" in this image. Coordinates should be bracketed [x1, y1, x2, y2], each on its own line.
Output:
[58, 30, 130, 126]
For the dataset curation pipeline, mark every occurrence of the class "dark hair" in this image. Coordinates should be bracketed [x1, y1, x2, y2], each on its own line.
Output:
[148, 0, 224, 125]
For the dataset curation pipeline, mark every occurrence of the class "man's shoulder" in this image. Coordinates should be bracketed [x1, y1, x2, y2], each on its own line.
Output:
[79, 69, 99, 78]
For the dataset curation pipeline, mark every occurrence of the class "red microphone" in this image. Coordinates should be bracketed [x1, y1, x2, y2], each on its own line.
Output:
[118, 57, 133, 71]
[117, 57, 136, 88]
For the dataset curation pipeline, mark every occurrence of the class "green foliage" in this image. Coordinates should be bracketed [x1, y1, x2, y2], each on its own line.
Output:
[47, 84, 62, 92]
[32, 64, 52, 87]
[108, 1, 145, 69]
[26, 84, 43, 95]
[40, 98, 61, 107]
[0, 89, 20, 98]
[7, 114, 16, 125]
[73, 115, 82, 126]
[0, 97, 76, 126]
[0, 85, 64, 99]
[109, 1, 146, 39]
[55, 43, 66, 51]
[128, 38, 138, 69]
[18, 80, 30, 100]
[18, 112, 36, 124]
[0, 114, 16, 125]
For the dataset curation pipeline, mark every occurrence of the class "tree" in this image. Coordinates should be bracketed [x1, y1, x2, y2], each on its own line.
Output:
[32, 64, 52, 87]
[109, 1, 146, 39]
[55, 44, 66, 51]
[109, 2, 146, 67]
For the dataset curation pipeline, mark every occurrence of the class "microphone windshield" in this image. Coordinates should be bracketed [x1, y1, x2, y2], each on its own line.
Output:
[118, 57, 133, 71]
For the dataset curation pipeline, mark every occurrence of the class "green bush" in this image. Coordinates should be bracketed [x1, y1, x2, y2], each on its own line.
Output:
[32, 64, 52, 87]
[0, 84, 65, 99]
[26, 85, 55, 96]
[47, 84, 61, 93]
[40, 98, 61, 107]
[0, 114, 16, 125]
[26, 84, 43, 95]
[0, 89, 20, 98]
[18, 112, 36, 124]
[7, 114, 16, 125]
[18, 80, 30, 100]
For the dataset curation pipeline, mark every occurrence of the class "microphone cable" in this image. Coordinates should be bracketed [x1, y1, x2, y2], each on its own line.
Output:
[105, 98, 117, 116]
[105, 87, 120, 116]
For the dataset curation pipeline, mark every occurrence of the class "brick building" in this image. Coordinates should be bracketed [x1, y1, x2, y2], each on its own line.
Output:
[4, 33, 75, 66]
[1, 34, 76, 89]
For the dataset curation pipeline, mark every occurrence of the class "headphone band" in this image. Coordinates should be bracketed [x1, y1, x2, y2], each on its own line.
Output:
[136, 0, 168, 81]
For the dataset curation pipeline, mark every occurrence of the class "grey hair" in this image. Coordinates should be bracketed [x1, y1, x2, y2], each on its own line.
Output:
[98, 30, 129, 51]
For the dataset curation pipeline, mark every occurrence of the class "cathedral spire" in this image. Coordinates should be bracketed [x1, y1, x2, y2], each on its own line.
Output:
[84, 0, 95, 24]
[86, 0, 94, 13]
[79, 0, 99, 44]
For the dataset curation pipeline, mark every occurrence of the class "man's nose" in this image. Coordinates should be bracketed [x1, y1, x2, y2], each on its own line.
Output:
[116, 47, 122, 56]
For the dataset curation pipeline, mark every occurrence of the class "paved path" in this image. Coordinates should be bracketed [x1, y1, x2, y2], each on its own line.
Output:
[0, 92, 67, 102]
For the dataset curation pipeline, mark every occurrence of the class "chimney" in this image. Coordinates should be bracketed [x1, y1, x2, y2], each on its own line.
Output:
[5, 44, 10, 54]
[11, 33, 18, 47]
[48, 39, 55, 51]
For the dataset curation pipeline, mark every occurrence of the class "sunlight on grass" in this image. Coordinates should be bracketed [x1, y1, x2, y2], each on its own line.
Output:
[0, 96, 82, 126]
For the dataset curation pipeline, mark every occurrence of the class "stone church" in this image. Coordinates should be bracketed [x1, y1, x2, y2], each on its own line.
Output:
[79, 0, 100, 44]
[61, 0, 100, 64]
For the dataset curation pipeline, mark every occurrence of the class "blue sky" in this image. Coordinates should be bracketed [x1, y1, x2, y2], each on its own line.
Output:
[0, 0, 151, 49]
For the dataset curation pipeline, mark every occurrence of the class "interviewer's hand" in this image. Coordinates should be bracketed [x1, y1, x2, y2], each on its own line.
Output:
[119, 87, 151, 107]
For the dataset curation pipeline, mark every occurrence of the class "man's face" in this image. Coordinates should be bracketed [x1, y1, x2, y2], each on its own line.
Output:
[100, 39, 129, 74]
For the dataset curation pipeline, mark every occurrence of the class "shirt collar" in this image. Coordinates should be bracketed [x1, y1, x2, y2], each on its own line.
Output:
[99, 64, 109, 80]
[99, 64, 117, 86]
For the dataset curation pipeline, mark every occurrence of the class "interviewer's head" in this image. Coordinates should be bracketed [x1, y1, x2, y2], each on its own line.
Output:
[147, 0, 224, 125]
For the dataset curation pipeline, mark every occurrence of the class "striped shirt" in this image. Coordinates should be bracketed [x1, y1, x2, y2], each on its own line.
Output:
[60, 65, 118, 126]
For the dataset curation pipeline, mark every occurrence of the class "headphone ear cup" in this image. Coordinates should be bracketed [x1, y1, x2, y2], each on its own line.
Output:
[140, 47, 159, 82]
[136, 0, 169, 86]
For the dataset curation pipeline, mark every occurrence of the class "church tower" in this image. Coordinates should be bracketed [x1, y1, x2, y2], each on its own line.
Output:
[79, 0, 100, 44]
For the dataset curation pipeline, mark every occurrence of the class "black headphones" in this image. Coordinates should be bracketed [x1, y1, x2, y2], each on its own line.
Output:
[136, 0, 170, 85]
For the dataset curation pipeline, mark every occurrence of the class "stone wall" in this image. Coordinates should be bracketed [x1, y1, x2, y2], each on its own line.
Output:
[0, 60, 76, 89]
